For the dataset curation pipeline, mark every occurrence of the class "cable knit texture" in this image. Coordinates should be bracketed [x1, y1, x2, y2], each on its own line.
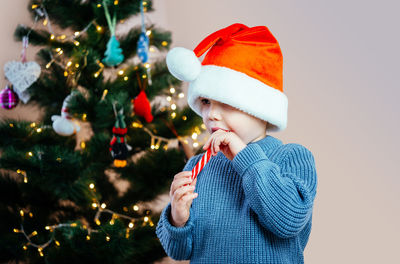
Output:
[156, 135, 317, 263]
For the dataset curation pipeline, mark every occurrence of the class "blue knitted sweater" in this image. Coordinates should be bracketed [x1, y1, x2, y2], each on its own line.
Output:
[156, 135, 317, 263]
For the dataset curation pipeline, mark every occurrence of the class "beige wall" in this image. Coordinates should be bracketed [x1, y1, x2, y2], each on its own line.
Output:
[2, 0, 400, 263]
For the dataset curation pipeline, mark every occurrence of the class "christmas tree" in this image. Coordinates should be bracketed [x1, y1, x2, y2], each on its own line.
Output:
[0, 0, 204, 263]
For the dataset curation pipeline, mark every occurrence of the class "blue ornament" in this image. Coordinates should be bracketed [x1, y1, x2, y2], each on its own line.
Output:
[102, 35, 124, 67]
[137, 32, 149, 63]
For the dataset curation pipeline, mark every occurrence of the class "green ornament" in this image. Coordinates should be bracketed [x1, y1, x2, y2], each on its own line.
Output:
[102, 35, 124, 66]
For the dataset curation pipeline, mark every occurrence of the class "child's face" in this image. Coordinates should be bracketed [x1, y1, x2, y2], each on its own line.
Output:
[199, 97, 267, 144]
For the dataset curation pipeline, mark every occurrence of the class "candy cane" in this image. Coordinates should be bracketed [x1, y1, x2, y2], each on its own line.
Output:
[190, 128, 230, 182]
[191, 147, 212, 181]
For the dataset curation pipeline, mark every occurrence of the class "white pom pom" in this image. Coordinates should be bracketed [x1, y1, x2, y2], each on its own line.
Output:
[166, 47, 201, 82]
[51, 115, 80, 136]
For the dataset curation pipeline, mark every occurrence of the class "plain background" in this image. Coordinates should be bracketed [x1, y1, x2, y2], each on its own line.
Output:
[1, 1, 399, 263]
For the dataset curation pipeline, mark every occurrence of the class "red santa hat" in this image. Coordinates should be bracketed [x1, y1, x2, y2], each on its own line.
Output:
[166, 23, 288, 132]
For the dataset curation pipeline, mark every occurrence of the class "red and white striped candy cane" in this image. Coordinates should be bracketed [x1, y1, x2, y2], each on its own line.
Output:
[191, 147, 212, 181]
[190, 128, 230, 182]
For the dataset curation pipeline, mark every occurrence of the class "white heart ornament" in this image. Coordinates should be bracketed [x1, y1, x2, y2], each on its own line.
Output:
[4, 60, 41, 94]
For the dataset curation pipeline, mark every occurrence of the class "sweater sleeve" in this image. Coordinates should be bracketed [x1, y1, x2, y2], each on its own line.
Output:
[231, 143, 318, 238]
[155, 154, 201, 260]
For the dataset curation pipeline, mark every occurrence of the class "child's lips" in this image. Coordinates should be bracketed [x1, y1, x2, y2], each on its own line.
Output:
[211, 127, 229, 133]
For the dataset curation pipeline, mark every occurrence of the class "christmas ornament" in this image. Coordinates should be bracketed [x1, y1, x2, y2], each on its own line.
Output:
[137, 0, 152, 85]
[51, 92, 80, 136]
[137, 32, 149, 63]
[0, 84, 19, 110]
[132, 91, 153, 123]
[102, 35, 124, 67]
[166, 23, 288, 132]
[132, 72, 153, 123]
[110, 103, 131, 167]
[101, 0, 124, 66]
[4, 36, 41, 103]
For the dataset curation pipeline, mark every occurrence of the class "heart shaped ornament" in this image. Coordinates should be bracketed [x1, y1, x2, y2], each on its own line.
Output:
[4, 61, 41, 102]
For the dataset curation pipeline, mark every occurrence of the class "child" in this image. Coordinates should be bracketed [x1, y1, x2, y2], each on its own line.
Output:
[156, 23, 318, 263]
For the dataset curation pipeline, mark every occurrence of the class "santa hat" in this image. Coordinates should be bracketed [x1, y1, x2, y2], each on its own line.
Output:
[166, 23, 288, 132]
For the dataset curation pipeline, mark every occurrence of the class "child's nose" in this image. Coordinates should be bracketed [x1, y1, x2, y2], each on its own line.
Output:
[207, 104, 222, 120]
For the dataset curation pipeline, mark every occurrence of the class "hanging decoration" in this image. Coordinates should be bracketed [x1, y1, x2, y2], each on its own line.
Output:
[4, 36, 41, 103]
[0, 84, 19, 110]
[137, 0, 152, 85]
[132, 72, 153, 123]
[51, 91, 81, 136]
[110, 102, 131, 167]
[101, 0, 124, 66]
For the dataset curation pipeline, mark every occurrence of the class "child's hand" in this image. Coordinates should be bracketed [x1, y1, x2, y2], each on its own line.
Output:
[203, 129, 246, 160]
[169, 171, 198, 227]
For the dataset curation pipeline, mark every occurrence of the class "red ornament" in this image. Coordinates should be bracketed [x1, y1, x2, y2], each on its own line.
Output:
[132, 90, 153, 123]
[0, 85, 19, 110]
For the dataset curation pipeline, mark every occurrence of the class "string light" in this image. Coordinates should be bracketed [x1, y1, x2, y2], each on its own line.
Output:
[17, 170, 28, 183]
[29, 231, 38, 238]
[101, 89, 108, 100]
[38, 247, 44, 257]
